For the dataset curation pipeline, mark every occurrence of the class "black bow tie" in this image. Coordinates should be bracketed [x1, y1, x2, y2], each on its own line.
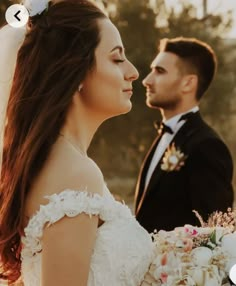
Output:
[178, 112, 195, 122]
[154, 112, 195, 135]
[155, 122, 173, 135]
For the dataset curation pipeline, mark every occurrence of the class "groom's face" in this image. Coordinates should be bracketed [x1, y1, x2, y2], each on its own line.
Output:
[142, 52, 184, 110]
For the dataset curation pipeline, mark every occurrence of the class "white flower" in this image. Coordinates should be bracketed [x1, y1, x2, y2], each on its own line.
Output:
[167, 275, 196, 286]
[221, 233, 236, 258]
[187, 267, 206, 285]
[226, 258, 236, 273]
[187, 265, 222, 286]
[193, 226, 213, 236]
[178, 225, 199, 237]
[168, 155, 178, 165]
[145, 217, 236, 286]
[191, 247, 213, 266]
[214, 227, 231, 244]
[23, 0, 49, 16]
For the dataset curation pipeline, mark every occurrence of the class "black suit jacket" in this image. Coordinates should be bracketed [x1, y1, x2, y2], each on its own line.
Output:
[135, 112, 234, 233]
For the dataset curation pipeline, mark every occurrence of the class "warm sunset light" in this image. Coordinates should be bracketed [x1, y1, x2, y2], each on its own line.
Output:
[165, 0, 236, 38]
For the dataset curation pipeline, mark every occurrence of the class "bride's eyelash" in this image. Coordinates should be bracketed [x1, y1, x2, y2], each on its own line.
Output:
[114, 59, 125, 63]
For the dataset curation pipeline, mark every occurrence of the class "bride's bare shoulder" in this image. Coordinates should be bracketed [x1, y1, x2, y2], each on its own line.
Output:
[25, 150, 104, 220]
[61, 154, 104, 195]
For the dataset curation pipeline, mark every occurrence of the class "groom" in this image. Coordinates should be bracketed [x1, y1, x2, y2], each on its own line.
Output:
[135, 37, 234, 233]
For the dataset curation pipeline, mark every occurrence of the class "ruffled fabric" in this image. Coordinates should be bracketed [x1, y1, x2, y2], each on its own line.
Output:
[21, 185, 154, 286]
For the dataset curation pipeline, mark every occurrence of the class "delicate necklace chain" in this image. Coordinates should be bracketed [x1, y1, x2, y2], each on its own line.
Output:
[59, 133, 87, 157]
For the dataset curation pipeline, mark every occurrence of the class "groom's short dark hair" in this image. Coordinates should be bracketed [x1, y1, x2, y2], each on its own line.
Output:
[159, 37, 217, 100]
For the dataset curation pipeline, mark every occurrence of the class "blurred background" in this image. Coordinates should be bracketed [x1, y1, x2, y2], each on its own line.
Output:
[1, 0, 236, 208]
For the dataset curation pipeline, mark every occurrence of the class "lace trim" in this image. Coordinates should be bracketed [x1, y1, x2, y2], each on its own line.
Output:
[21, 189, 106, 257]
[20, 187, 152, 286]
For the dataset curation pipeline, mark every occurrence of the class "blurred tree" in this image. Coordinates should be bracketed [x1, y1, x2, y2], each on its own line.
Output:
[89, 0, 235, 184]
[0, 1, 235, 197]
[156, 3, 235, 132]
[0, 0, 18, 27]
[90, 0, 164, 180]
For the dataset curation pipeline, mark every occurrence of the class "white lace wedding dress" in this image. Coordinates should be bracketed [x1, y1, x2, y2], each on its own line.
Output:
[21, 184, 154, 286]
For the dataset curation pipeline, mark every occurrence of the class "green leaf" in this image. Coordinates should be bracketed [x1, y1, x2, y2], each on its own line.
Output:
[210, 229, 216, 244]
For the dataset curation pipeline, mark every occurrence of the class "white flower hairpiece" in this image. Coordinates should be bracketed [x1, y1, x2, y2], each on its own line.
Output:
[22, 0, 50, 17]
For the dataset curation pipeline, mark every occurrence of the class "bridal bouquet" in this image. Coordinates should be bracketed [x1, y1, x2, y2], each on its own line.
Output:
[142, 209, 236, 286]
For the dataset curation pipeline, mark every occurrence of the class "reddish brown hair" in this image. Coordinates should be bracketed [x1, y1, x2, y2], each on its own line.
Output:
[0, 0, 106, 283]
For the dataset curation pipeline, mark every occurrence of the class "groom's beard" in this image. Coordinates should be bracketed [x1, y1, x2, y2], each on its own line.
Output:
[145, 91, 181, 110]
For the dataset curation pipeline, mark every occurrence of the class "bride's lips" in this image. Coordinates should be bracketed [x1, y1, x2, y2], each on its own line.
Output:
[122, 89, 133, 96]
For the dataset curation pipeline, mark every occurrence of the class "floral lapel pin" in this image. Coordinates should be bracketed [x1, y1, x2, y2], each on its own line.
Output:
[161, 143, 188, 172]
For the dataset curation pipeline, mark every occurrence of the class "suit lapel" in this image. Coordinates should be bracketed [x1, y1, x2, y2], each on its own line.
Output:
[147, 112, 202, 190]
[136, 112, 202, 215]
[135, 132, 162, 210]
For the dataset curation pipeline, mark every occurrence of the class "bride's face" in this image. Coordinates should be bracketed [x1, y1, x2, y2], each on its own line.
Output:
[79, 19, 139, 119]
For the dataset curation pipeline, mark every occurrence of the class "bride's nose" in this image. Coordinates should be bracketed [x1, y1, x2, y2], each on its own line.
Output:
[124, 61, 139, 81]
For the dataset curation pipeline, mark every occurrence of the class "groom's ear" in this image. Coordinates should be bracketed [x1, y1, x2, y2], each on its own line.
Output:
[181, 74, 198, 95]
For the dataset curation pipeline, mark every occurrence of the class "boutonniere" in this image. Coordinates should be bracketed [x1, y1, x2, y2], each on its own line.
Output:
[161, 143, 188, 172]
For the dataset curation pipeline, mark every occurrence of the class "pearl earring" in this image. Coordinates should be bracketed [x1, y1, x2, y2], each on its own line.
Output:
[78, 84, 83, 93]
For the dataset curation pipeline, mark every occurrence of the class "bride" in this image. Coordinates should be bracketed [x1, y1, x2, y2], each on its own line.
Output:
[0, 0, 154, 285]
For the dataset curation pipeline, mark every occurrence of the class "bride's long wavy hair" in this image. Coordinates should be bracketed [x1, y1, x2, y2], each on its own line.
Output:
[0, 0, 106, 283]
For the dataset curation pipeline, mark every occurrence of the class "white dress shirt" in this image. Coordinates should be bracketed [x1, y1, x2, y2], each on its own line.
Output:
[144, 106, 199, 188]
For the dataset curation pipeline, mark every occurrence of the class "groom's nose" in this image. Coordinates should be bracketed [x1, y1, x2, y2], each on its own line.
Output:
[142, 73, 152, 87]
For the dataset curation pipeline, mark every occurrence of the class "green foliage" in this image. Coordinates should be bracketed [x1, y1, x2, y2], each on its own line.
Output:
[90, 0, 236, 184]
[0, 1, 235, 196]
[157, 3, 234, 124]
